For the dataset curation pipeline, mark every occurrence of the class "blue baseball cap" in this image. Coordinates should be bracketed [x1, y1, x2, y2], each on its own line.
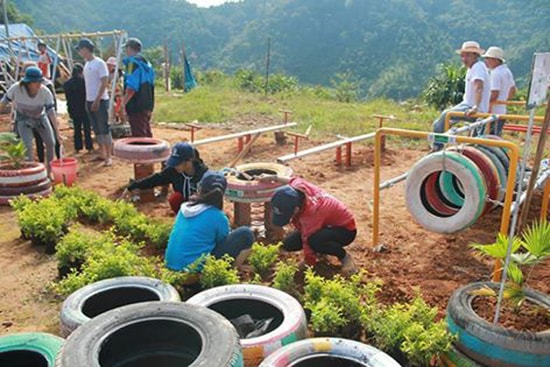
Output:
[166, 142, 195, 168]
[270, 185, 302, 227]
[22, 66, 43, 83]
[199, 171, 227, 193]
[75, 38, 94, 51]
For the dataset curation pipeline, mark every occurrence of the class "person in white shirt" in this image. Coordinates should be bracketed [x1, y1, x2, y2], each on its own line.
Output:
[483, 46, 516, 136]
[432, 41, 491, 150]
[76, 38, 113, 166]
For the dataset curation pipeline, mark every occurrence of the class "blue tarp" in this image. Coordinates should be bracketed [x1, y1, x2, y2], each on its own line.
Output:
[184, 55, 197, 92]
[0, 23, 58, 62]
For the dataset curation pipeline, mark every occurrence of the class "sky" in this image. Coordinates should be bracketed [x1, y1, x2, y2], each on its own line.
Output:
[186, 0, 239, 7]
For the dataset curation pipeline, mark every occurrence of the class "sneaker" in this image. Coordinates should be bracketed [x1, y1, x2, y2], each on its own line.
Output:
[341, 253, 358, 276]
[233, 248, 252, 267]
[103, 158, 113, 167]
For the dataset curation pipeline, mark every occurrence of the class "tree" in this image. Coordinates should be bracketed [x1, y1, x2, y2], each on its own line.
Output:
[0, 1, 33, 25]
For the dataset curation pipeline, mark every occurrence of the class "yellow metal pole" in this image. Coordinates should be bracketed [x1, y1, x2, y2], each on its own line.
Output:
[444, 111, 544, 132]
[372, 128, 518, 281]
[542, 180, 550, 221]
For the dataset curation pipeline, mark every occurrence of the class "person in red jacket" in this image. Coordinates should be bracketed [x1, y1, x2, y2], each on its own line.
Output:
[261, 175, 358, 275]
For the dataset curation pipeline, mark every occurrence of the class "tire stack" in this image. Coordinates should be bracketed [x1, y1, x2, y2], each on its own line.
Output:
[406, 136, 511, 233]
[0, 162, 52, 205]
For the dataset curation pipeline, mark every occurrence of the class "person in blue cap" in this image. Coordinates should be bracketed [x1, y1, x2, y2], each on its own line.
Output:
[121, 142, 208, 213]
[165, 171, 255, 271]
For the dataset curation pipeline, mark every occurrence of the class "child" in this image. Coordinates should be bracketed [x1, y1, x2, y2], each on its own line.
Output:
[261, 174, 358, 275]
[165, 171, 254, 271]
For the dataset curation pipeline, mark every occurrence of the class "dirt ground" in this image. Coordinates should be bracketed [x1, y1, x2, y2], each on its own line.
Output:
[0, 115, 549, 336]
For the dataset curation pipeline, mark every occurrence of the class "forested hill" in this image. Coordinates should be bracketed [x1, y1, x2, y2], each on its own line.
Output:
[13, 0, 550, 99]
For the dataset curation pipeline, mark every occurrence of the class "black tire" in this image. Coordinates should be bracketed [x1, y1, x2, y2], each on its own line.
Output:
[187, 284, 308, 367]
[446, 282, 550, 367]
[60, 276, 181, 337]
[259, 337, 400, 367]
[0, 332, 64, 367]
[56, 302, 243, 367]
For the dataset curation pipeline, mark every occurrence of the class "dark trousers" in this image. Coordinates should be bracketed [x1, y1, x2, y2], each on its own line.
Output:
[283, 227, 357, 259]
[35, 131, 61, 162]
[73, 115, 94, 151]
[128, 110, 153, 137]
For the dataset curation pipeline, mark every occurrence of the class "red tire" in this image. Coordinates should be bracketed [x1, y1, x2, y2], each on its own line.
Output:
[226, 162, 293, 203]
[113, 138, 171, 164]
[0, 162, 48, 188]
[0, 186, 52, 205]
[0, 177, 51, 196]
[421, 172, 459, 217]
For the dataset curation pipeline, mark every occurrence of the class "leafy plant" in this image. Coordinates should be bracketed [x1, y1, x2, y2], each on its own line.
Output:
[331, 71, 360, 103]
[0, 132, 27, 168]
[272, 260, 299, 297]
[248, 243, 280, 278]
[422, 63, 466, 110]
[199, 255, 240, 289]
[55, 226, 103, 269]
[308, 298, 347, 334]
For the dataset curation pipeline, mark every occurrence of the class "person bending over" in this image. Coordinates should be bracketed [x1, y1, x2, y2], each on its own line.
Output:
[165, 171, 254, 271]
[261, 174, 358, 275]
[121, 142, 208, 213]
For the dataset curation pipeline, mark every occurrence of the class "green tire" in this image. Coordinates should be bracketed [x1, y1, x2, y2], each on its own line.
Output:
[0, 332, 64, 366]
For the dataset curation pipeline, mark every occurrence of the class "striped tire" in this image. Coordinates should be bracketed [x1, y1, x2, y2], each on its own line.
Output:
[0, 186, 52, 206]
[440, 344, 483, 367]
[0, 332, 64, 366]
[113, 137, 171, 164]
[60, 276, 181, 337]
[406, 151, 487, 233]
[226, 163, 293, 204]
[446, 282, 550, 367]
[56, 302, 243, 367]
[0, 162, 48, 187]
[259, 337, 400, 367]
[0, 177, 52, 196]
[187, 284, 307, 367]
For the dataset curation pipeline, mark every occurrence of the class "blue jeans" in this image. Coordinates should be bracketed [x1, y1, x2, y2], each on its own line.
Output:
[86, 100, 112, 146]
[212, 226, 255, 259]
[432, 102, 472, 150]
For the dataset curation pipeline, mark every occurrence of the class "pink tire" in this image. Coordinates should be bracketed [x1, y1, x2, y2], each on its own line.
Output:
[0, 178, 51, 196]
[0, 162, 48, 187]
[113, 138, 171, 164]
[0, 186, 52, 206]
[226, 163, 293, 204]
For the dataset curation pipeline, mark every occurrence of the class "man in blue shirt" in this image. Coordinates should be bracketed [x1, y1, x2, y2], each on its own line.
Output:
[122, 38, 155, 137]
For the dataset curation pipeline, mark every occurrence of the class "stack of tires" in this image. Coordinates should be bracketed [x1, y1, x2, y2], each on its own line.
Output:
[406, 136, 511, 233]
[0, 162, 52, 205]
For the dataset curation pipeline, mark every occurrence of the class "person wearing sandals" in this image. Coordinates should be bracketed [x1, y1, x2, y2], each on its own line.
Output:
[120, 142, 208, 214]
[164, 171, 255, 271]
[260, 174, 358, 275]
[0, 67, 61, 173]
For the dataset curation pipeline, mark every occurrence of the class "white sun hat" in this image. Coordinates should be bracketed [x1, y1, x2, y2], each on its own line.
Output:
[482, 46, 506, 62]
[455, 41, 485, 55]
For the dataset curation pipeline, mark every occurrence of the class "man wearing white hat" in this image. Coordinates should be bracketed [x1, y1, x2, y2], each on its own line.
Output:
[432, 41, 491, 150]
[483, 46, 516, 136]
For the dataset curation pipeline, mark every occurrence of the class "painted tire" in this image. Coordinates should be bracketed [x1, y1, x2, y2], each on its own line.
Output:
[259, 337, 400, 367]
[0, 177, 52, 196]
[439, 170, 466, 207]
[60, 276, 181, 337]
[406, 151, 487, 233]
[0, 162, 48, 187]
[475, 145, 508, 194]
[446, 282, 550, 367]
[56, 302, 243, 367]
[226, 163, 293, 203]
[421, 172, 459, 217]
[113, 137, 171, 164]
[440, 344, 483, 367]
[0, 332, 64, 366]
[0, 186, 52, 206]
[187, 284, 307, 367]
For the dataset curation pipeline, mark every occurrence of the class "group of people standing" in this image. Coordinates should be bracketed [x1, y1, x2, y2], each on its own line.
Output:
[0, 36, 155, 171]
[432, 41, 516, 150]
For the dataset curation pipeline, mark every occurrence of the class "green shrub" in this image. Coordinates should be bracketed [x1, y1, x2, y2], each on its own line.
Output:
[423, 63, 466, 110]
[331, 71, 360, 103]
[200, 255, 240, 289]
[272, 260, 299, 297]
[144, 220, 172, 249]
[248, 243, 280, 278]
[308, 298, 347, 334]
[55, 226, 103, 269]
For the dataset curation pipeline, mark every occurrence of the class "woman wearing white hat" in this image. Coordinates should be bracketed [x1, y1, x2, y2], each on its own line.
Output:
[483, 46, 516, 136]
[432, 41, 491, 150]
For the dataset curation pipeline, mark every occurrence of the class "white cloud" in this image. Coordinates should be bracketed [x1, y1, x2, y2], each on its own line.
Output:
[186, 0, 239, 7]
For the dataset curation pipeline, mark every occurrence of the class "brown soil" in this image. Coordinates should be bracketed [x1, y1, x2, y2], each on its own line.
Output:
[0, 114, 549, 336]
[472, 296, 550, 333]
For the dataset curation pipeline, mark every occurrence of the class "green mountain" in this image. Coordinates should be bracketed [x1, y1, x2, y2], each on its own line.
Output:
[12, 0, 550, 99]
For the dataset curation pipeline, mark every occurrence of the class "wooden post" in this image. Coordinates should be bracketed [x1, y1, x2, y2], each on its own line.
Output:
[519, 98, 550, 228]
[163, 39, 170, 92]
[335, 146, 342, 165]
[345, 142, 352, 167]
[264, 201, 285, 241]
[134, 163, 155, 203]
[181, 40, 186, 92]
[542, 180, 550, 220]
[234, 202, 252, 227]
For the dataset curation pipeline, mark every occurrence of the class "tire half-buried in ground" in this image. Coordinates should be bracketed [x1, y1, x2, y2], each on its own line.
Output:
[258, 337, 400, 367]
[187, 284, 307, 367]
[0, 332, 64, 367]
[56, 302, 243, 367]
[59, 276, 181, 337]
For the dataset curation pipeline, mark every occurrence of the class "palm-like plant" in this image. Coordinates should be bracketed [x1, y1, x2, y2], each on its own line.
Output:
[0, 132, 27, 169]
[470, 221, 550, 310]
